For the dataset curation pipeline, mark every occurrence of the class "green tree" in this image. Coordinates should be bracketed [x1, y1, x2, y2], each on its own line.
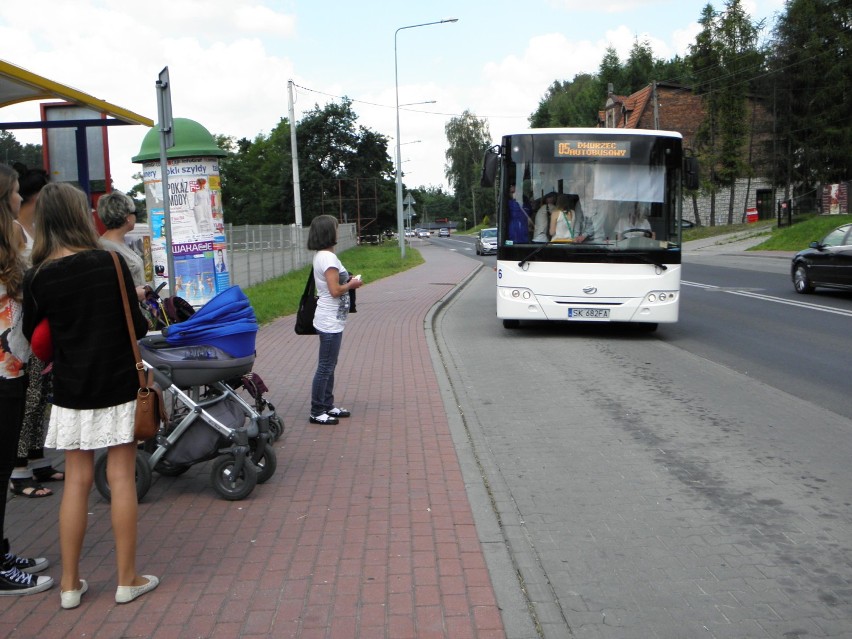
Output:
[219, 99, 395, 228]
[715, 0, 763, 223]
[409, 185, 456, 228]
[690, 3, 725, 225]
[0, 130, 43, 168]
[444, 110, 491, 227]
[623, 39, 657, 94]
[768, 0, 852, 194]
[598, 46, 625, 94]
[654, 54, 694, 86]
[219, 124, 294, 226]
[690, 1, 763, 224]
[529, 74, 602, 128]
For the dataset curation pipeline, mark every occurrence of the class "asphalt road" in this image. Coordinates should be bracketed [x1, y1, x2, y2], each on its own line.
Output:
[676, 255, 852, 420]
[430, 250, 852, 638]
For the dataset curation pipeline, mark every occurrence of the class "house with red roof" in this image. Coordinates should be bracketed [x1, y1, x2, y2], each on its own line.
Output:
[599, 82, 776, 225]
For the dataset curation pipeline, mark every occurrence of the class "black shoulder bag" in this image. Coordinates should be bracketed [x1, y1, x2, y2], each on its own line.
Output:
[294, 269, 318, 335]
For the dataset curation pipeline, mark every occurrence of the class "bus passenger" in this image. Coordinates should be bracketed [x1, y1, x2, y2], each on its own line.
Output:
[532, 192, 556, 242]
[549, 194, 581, 241]
[506, 184, 531, 244]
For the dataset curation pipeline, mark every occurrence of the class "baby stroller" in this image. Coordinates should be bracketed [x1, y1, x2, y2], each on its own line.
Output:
[94, 287, 277, 502]
[144, 283, 283, 442]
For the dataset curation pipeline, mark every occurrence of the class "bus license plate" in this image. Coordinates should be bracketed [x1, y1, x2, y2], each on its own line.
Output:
[568, 308, 610, 320]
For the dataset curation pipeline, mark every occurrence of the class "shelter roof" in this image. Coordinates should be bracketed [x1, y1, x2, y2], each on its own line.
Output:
[0, 59, 153, 126]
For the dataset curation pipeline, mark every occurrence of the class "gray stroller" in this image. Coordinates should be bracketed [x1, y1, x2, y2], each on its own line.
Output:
[94, 287, 277, 501]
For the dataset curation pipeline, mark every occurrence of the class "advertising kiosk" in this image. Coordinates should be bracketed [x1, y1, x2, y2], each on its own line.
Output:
[133, 118, 228, 306]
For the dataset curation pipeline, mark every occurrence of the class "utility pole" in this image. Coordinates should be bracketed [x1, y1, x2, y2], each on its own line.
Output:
[287, 80, 303, 227]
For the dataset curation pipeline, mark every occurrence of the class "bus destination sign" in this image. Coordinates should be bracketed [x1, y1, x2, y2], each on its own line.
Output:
[554, 140, 631, 159]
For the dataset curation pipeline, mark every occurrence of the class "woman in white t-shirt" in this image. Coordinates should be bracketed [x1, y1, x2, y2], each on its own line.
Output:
[307, 215, 363, 425]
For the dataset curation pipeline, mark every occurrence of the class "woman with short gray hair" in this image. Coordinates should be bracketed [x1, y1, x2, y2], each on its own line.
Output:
[97, 192, 148, 300]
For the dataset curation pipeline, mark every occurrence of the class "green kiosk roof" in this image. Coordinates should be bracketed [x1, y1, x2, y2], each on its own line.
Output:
[132, 117, 226, 162]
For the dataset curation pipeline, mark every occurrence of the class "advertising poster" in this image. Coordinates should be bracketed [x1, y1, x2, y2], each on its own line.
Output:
[140, 156, 230, 306]
[822, 183, 847, 215]
[124, 227, 155, 284]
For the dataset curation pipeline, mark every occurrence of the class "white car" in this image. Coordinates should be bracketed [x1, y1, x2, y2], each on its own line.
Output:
[475, 227, 498, 255]
[416, 229, 430, 238]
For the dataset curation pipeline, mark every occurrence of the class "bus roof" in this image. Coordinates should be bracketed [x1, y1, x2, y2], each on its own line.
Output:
[500, 128, 683, 140]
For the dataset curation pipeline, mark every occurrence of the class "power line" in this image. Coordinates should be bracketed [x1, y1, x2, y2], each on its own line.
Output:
[291, 83, 524, 121]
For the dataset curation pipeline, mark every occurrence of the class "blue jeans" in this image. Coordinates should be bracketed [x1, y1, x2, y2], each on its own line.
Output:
[311, 330, 343, 416]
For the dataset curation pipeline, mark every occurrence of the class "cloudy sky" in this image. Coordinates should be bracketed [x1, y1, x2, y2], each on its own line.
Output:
[1, 0, 785, 194]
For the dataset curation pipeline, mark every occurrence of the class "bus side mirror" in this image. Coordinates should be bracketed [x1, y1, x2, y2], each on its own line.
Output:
[684, 156, 699, 191]
[480, 145, 501, 188]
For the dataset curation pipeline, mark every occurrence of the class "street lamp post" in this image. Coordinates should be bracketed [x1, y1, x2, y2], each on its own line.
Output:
[395, 18, 458, 258]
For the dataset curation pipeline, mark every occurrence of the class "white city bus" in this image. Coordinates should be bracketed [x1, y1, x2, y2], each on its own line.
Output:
[480, 128, 698, 330]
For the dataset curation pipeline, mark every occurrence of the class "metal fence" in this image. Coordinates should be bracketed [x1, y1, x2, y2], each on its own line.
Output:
[223, 223, 357, 289]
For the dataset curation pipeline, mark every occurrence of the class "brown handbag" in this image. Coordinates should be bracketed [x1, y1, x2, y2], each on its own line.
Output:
[111, 252, 165, 441]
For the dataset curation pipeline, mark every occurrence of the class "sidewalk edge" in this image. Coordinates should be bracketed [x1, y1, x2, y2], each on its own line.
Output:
[425, 265, 542, 639]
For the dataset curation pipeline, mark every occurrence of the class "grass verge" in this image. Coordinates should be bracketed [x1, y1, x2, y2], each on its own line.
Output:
[682, 215, 852, 252]
[752, 215, 852, 251]
[246, 242, 424, 325]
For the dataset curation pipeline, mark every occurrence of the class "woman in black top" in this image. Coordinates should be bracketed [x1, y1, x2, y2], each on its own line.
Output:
[22, 183, 159, 609]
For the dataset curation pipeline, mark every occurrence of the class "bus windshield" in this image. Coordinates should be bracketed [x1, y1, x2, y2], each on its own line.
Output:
[501, 130, 683, 251]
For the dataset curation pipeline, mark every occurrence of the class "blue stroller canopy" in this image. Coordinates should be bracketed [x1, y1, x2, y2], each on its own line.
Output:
[164, 286, 258, 357]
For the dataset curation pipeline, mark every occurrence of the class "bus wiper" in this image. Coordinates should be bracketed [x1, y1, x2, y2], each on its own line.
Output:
[518, 243, 550, 268]
[619, 252, 668, 271]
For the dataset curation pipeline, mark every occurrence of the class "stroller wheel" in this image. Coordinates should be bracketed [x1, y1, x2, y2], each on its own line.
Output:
[94, 449, 153, 503]
[210, 455, 258, 501]
[251, 443, 277, 484]
[268, 415, 284, 442]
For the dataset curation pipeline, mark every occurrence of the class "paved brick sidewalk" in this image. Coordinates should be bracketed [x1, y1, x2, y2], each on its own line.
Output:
[0, 245, 504, 639]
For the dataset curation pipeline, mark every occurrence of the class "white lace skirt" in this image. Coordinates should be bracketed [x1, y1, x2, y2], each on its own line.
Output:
[46, 399, 136, 450]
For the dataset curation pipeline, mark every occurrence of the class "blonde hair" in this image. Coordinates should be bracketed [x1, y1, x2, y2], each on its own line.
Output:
[31, 183, 100, 269]
[0, 164, 25, 300]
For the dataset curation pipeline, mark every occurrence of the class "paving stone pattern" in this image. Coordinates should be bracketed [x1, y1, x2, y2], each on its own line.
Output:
[0, 245, 503, 639]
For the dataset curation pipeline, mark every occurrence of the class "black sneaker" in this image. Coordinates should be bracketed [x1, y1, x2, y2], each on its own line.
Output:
[1, 538, 49, 574]
[309, 412, 339, 425]
[3, 551, 49, 574]
[0, 565, 53, 596]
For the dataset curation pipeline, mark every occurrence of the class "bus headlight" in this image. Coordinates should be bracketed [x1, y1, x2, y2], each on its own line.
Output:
[504, 288, 534, 301]
[644, 290, 677, 304]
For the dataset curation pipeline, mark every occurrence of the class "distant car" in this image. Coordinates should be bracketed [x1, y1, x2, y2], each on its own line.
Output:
[438, 228, 450, 237]
[404, 230, 415, 237]
[791, 223, 852, 294]
[476, 227, 498, 255]
[416, 229, 430, 238]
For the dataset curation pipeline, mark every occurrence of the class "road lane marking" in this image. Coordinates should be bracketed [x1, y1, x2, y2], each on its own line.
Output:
[682, 281, 852, 318]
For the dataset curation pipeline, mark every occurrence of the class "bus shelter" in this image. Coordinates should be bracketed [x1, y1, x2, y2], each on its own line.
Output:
[0, 58, 153, 199]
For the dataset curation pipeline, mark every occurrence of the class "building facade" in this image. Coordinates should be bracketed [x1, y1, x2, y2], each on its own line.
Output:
[600, 82, 776, 226]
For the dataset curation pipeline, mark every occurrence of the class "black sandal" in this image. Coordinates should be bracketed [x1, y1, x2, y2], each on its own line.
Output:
[9, 477, 53, 498]
[32, 466, 64, 482]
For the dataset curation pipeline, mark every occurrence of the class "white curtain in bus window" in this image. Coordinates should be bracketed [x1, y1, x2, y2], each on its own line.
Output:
[591, 165, 665, 203]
